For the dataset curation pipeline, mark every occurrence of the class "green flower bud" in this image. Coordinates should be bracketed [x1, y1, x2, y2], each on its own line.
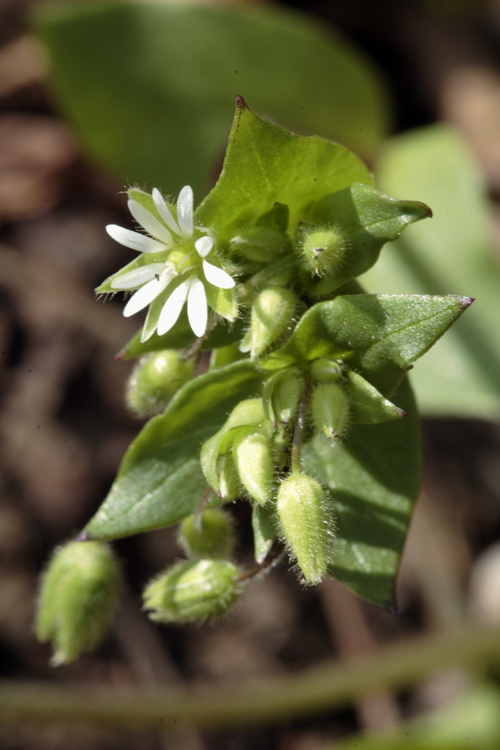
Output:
[217, 453, 242, 501]
[277, 473, 329, 584]
[126, 350, 194, 417]
[179, 510, 234, 559]
[311, 358, 344, 383]
[241, 286, 296, 358]
[229, 226, 289, 263]
[263, 368, 304, 426]
[311, 382, 351, 439]
[299, 225, 349, 278]
[232, 430, 274, 505]
[144, 559, 242, 623]
[36, 541, 120, 665]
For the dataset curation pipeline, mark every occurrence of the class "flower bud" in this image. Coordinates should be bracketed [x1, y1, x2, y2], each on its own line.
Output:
[229, 227, 289, 263]
[241, 286, 296, 358]
[126, 350, 194, 417]
[217, 453, 242, 501]
[311, 358, 344, 383]
[179, 510, 234, 559]
[144, 559, 241, 623]
[263, 369, 304, 426]
[232, 430, 274, 505]
[300, 225, 349, 278]
[36, 541, 120, 665]
[311, 382, 351, 439]
[277, 473, 329, 584]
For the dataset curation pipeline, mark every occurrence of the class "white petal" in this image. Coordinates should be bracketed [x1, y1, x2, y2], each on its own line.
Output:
[203, 260, 236, 289]
[187, 276, 208, 337]
[127, 199, 173, 245]
[152, 188, 181, 236]
[195, 235, 214, 258]
[157, 279, 190, 335]
[106, 225, 165, 253]
[123, 275, 170, 317]
[111, 263, 164, 290]
[177, 186, 193, 238]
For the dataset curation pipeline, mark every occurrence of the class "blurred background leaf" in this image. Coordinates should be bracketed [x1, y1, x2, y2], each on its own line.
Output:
[362, 126, 500, 419]
[31, 0, 390, 199]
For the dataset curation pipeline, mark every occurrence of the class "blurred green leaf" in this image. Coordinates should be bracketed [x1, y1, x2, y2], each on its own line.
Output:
[362, 126, 500, 418]
[32, 1, 390, 198]
[303, 376, 419, 610]
[85, 360, 262, 540]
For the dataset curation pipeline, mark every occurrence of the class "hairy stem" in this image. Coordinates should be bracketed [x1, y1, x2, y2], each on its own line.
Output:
[236, 540, 285, 583]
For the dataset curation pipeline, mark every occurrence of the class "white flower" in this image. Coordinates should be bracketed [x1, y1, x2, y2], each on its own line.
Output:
[106, 186, 235, 340]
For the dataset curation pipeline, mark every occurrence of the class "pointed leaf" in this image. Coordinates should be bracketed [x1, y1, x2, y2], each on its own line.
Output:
[345, 369, 407, 424]
[270, 293, 472, 397]
[305, 183, 431, 295]
[252, 504, 277, 564]
[84, 361, 263, 540]
[302, 376, 419, 610]
[195, 100, 373, 242]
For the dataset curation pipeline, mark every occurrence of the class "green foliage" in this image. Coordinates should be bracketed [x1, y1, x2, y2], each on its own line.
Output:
[32, 1, 389, 198]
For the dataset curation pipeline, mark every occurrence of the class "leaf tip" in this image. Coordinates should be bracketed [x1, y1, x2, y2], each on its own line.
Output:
[114, 349, 126, 361]
[75, 531, 92, 542]
[397, 408, 408, 418]
[236, 95, 248, 110]
[458, 296, 474, 309]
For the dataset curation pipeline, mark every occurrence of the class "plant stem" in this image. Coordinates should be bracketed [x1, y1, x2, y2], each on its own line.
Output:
[3, 624, 500, 730]
[236, 540, 285, 583]
[290, 375, 312, 473]
[180, 314, 218, 362]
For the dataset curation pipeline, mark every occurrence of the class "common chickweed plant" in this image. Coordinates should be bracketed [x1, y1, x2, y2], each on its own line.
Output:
[36, 99, 472, 665]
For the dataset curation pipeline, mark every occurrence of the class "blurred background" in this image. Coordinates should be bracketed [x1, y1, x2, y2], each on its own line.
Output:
[2, 0, 500, 748]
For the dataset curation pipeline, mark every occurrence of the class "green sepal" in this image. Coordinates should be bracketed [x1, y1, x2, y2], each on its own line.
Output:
[232, 430, 275, 505]
[83, 361, 263, 540]
[256, 202, 289, 231]
[252, 504, 277, 564]
[179, 509, 234, 559]
[96, 249, 171, 295]
[205, 281, 238, 322]
[267, 294, 473, 397]
[36, 541, 120, 665]
[117, 314, 246, 359]
[305, 183, 432, 296]
[345, 369, 407, 424]
[144, 559, 242, 623]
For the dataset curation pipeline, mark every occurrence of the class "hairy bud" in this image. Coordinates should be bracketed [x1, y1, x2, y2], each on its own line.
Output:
[229, 226, 289, 263]
[179, 510, 234, 559]
[241, 286, 296, 358]
[311, 358, 344, 383]
[36, 541, 120, 665]
[263, 368, 304, 426]
[232, 430, 275, 505]
[300, 225, 349, 278]
[277, 473, 329, 584]
[311, 382, 351, 439]
[144, 559, 241, 623]
[126, 350, 194, 417]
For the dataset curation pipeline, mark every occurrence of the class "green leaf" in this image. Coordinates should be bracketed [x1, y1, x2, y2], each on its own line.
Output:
[269, 293, 472, 397]
[345, 369, 407, 424]
[32, 2, 389, 199]
[362, 126, 500, 418]
[117, 314, 246, 360]
[302, 376, 419, 610]
[251, 504, 277, 564]
[305, 183, 431, 295]
[84, 361, 263, 540]
[195, 100, 373, 242]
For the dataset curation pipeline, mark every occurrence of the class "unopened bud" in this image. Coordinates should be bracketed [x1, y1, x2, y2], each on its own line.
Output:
[311, 382, 351, 439]
[311, 358, 343, 383]
[300, 225, 349, 277]
[180, 510, 234, 559]
[126, 350, 194, 417]
[36, 541, 120, 665]
[230, 227, 289, 263]
[277, 473, 329, 585]
[144, 559, 241, 623]
[241, 286, 296, 358]
[217, 453, 242, 501]
[232, 430, 275, 505]
[263, 369, 304, 426]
